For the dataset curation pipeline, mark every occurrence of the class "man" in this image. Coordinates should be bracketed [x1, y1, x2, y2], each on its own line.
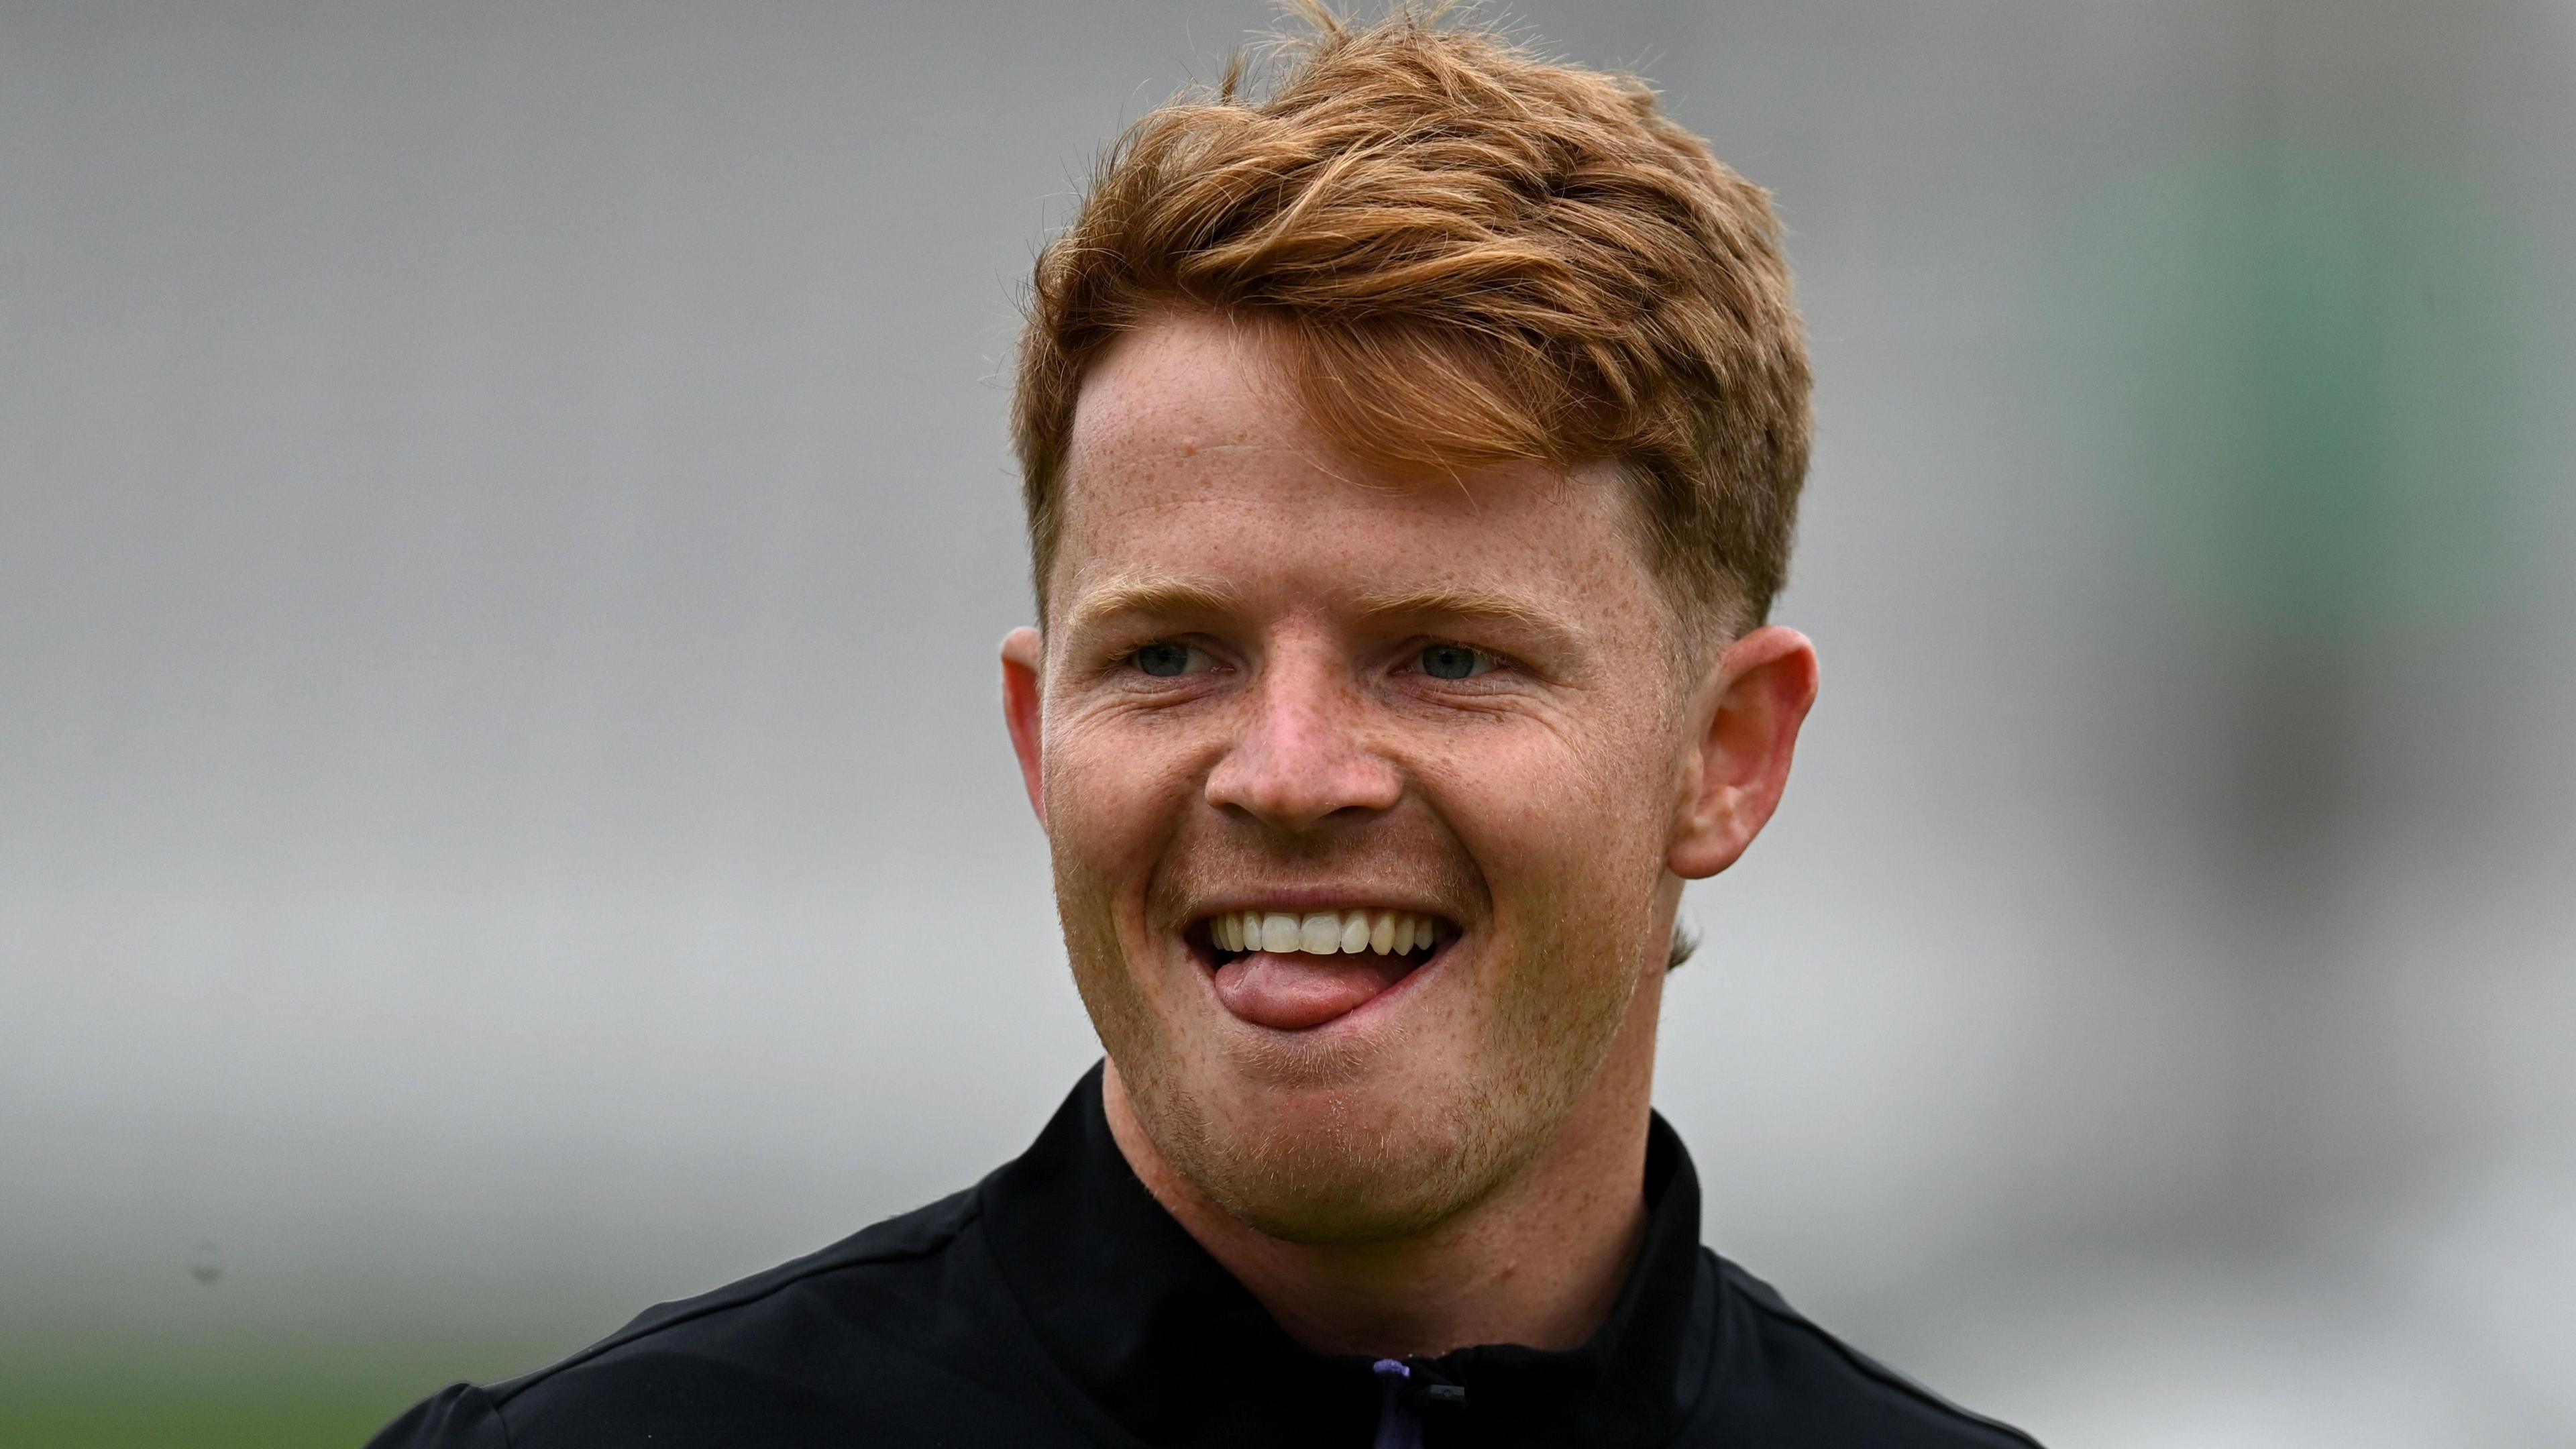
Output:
[375, 9, 2039, 1447]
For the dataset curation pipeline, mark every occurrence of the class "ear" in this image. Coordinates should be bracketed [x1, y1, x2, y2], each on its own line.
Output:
[1000, 627, 1048, 828]
[1668, 625, 1819, 879]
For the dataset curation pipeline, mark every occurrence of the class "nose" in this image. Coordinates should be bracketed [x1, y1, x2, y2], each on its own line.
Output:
[1204, 651, 1403, 831]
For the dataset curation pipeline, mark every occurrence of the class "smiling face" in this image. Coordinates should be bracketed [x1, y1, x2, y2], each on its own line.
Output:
[1004, 313, 1738, 1244]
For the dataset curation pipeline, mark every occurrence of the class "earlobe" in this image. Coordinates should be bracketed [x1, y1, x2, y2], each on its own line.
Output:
[1667, 626, 1818, 880]
[1000, 627, 1048, 828]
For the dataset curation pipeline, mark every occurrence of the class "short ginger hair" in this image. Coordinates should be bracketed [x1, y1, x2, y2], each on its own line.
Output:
[1012, 3, 1811, 641]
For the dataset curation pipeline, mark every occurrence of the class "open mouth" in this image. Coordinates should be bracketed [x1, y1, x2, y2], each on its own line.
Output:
[1189, 908, 1457, 1032]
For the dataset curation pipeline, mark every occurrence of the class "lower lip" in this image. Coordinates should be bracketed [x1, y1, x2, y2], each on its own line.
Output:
[1210, 946, 1437, 1031]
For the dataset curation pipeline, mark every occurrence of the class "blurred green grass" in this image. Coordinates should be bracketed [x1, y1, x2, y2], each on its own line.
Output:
[0, 1347, 566, 1449]
[0, 1385, 406, 1449]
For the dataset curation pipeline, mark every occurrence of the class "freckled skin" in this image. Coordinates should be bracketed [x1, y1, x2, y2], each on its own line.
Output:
[1000, 312, 1817, 1356]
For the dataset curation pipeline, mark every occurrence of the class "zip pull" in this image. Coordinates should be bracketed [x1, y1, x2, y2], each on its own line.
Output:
[1371, 1360, 1424, 1449]
[1371, 1359, 1466, 1449]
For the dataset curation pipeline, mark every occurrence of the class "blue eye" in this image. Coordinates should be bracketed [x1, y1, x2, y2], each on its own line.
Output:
[1134, 641, 1193, 677]
[1419, 644, 1487, 680]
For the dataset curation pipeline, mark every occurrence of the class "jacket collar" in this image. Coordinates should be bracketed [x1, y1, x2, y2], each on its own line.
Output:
[978, 1065, 1717, 1448]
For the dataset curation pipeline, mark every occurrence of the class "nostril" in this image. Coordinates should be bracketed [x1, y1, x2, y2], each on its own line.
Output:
[1202, 720, 1406, 830]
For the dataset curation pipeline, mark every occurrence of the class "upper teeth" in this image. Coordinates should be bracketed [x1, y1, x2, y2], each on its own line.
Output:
[1213, 909, 1445, 957]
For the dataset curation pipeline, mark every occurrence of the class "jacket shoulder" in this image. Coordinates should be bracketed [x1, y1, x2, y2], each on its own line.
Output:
[366, 1382, 510, 1449]
[367, 1185, 1079, 1449]
[1698, 1254, 2045, 1448]
[489, 1183, 981, 1403]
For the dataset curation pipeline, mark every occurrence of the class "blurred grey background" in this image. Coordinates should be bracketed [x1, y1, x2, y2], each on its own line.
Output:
[2, 2, 2569, 1445]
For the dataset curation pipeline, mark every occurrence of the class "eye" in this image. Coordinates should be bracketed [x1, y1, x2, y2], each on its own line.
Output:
[1417, 643, 1495, 680]
[1132, 641, 1198, 677]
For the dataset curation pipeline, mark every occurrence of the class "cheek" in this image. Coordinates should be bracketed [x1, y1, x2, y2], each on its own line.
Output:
[1442, 713, 1681, 899]
[1043, 709, 1204, 873]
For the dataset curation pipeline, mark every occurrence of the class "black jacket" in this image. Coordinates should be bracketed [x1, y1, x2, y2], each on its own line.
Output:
[372, 1067, 2039, 1447]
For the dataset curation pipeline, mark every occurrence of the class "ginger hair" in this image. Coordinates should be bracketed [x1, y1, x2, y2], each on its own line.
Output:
[1013, 3, 1811, 641]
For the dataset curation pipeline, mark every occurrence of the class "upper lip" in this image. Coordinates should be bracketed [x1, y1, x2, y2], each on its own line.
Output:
[1183, 889, 1461, 924]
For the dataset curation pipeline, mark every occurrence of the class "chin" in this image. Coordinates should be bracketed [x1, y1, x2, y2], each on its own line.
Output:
[1155, 1062, 1533, 1246]
[1079, 894, 1648, 1246]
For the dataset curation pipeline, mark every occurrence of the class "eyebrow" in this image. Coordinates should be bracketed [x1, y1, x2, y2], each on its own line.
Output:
[1345, 587, 1576, 643]
[1059, 578, 1582, 651]
[1063, 578, 1248, 636]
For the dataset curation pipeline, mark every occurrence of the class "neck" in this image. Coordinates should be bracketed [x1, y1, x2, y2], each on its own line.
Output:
[1102, 976, 1663, 1358]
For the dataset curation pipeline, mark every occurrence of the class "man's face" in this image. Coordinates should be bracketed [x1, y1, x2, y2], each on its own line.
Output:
[1009, 314, 1717, 1244]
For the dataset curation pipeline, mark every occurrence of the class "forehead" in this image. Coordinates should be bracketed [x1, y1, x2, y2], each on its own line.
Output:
[1054, 314, 1665, 631]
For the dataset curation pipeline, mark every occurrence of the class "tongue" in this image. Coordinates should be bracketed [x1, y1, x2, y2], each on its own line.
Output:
[1214, 951, 1415, 1030]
